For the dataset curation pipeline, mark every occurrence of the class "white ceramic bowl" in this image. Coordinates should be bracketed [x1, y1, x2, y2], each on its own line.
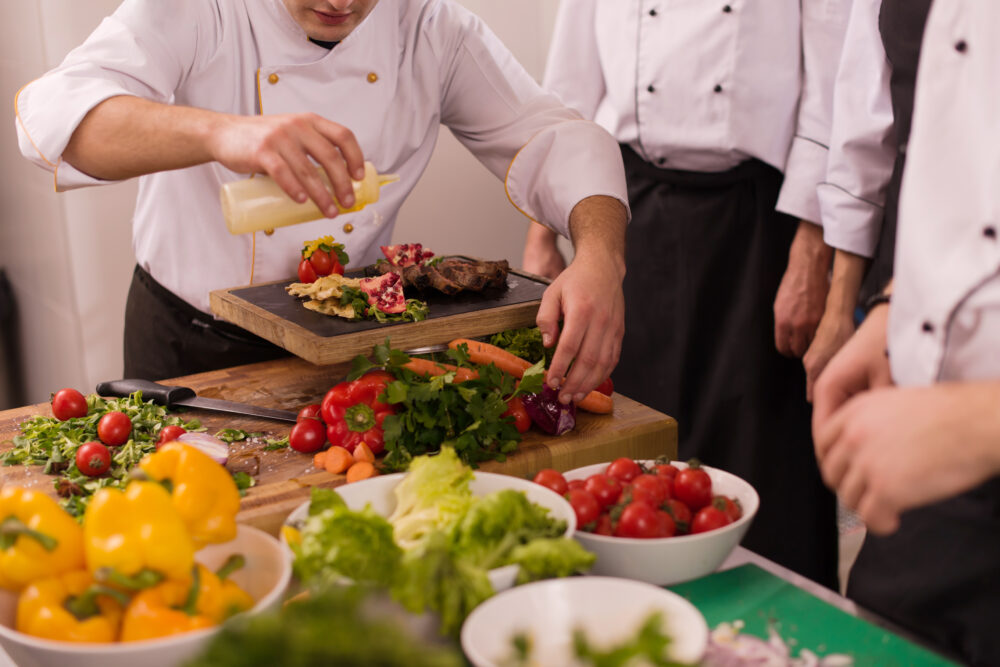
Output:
[461, 576, 708, 666]
[284, 471, 576, 591]
[564, 460, 759, 586]
[0, 524, 291, 667]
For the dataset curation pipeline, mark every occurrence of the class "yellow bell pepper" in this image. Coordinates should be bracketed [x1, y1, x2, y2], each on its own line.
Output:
[138, 442, 241, 547]
[84, 481, 194, 586]
[0, 487, 85, 591]
[16, 570, 127, 643]
[120, 563, 249, 641]
[202, 556, 253, 623]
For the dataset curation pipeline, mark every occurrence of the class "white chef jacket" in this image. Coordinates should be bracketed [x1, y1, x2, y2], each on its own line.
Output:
[889, 0, 1000, 386]
[817, 0, 896, 258]
[15, 0, 628, 315]
[543, 0, 851, 226]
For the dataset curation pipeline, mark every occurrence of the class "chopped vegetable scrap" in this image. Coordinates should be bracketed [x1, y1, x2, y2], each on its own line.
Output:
[703, 620, 854, 667]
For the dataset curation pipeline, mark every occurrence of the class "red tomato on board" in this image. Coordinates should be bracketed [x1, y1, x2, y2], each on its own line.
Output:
[297, 404, 323, 422]
[533, 469, 569, 496]
[595, 377, 614, 396]
[76, 441, 111, 477]
[289, 418, 327, 453]
[51, 388, 88, 421]
[297, 259, 318, 283]
[503, 396, 531, 434]
[156, 425, 187, 449]
[97, 411, 132, 447]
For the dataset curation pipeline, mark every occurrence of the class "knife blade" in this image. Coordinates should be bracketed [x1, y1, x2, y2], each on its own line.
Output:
[95, 379, 299, 423]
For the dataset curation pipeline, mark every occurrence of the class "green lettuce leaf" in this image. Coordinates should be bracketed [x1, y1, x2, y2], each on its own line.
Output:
[506, 537, 596, 585]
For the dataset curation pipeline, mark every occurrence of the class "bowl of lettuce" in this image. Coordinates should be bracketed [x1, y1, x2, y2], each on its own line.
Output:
[282, 447, 593, 635]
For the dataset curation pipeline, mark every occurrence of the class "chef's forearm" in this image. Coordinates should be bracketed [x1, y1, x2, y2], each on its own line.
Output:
[826, 249, 869, 317]
[566, 195, 627, 279]
[63, 95, 222, 180]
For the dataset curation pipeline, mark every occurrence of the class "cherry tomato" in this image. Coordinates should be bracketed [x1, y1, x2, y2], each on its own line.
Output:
[567, 479, 585, 492]
[329, 255, 345, 276]
[622, 483, 660, 508]
[583, 474, 622, 509]
[631, 474, 671, 506]
[75, 441, 111, 477]
[533, 469, 569, 496]
[297, 259, 318, 283]
[691, 505, 732, 534]
[51, 388, 88, 421]
[605, 457, 642, 483]
[654, 463, 680, 480]
[309, 248, 334, 276]
[615, 502, 667, 538]
[503, 396, 531, 434]
[674, 464, 713, 511]
[156, 425, 187, 449]
[297, 404, 323, 422]
[290, 418, 327, 453]
[97, 411, 132, 447]
[656, 510, 677, 538]
[567, 488, 601, 528]
[593, 513, 614, 536]
[664, 498, 692, 534]
[595, 377, 614, 396]
[713, 495, 743, 522]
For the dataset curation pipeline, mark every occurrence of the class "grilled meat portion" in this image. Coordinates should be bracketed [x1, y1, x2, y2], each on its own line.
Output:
[375, 258, 509, 295]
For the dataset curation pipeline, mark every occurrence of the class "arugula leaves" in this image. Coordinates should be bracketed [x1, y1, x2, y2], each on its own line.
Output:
[490, 327, 554, 367]
[346, 340, 544, 471]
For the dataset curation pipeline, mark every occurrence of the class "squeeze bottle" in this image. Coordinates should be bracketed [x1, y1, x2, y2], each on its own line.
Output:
[220, 161, 399, 235]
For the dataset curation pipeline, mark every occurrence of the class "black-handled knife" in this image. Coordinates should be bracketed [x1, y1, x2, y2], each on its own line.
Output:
[96, 379, 298, 423]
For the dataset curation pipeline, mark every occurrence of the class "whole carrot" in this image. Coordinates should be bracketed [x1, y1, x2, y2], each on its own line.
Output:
[448, 338, 532, 378]
[402, 357, 479, 382]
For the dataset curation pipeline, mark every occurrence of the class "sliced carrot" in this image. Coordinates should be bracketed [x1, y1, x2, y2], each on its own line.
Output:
[324, 446, 353, 474]
[312, 451, 327, 469]
[449, 338, 532, 378]
[353, 442, 375, 463]
[346, 460, 377, 483]
[402, 358, 479, 382]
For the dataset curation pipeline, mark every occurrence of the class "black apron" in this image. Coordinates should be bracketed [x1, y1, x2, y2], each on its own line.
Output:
[123, 266, 288, 381]
[859, 0, 933, 302]
[611, 145, 839, 590]
[848, 3, 1000, 665]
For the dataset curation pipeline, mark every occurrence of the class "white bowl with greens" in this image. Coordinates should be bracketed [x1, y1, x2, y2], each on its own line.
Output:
[283, 448, 592, 635]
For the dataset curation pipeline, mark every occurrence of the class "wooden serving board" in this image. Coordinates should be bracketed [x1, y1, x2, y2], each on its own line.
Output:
[209, 259, 550, 366]
[0, 357, 677, 537]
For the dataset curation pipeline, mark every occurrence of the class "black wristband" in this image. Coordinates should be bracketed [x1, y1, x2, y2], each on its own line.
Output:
[864, 292, 891, 315]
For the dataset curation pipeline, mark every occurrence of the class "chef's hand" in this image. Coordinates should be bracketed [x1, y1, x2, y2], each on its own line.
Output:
[812, 301, 893, 439]
[209, 112, 366, 219]
[814, 382, 1000, 535]
[802, 249, 868, 402]
[773, 221, 832, 358]
[537, 196, 627, 404]
[523, 222, 568, 280]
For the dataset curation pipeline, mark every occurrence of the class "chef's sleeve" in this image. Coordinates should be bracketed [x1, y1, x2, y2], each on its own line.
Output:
[816, 0, 896, 258]
[15, 0, 209, 191]
[541, 0, 604, 121]
[432, 2, 628, 239]
[775, 0, 852, 225]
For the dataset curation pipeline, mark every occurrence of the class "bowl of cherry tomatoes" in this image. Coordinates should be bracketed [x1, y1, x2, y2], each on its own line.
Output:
[532, 459, 758, 586]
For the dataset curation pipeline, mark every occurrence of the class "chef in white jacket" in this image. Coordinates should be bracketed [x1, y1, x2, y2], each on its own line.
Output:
[525, 0, 851, 588]
[814, 1, 1000, 662]
[15, 0, 628, 401]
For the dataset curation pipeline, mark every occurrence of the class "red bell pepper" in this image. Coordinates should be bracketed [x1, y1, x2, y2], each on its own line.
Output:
[320, 371, 396, 455]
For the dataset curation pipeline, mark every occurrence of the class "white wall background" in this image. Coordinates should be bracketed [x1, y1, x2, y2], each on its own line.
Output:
[0, 0, 563, 408]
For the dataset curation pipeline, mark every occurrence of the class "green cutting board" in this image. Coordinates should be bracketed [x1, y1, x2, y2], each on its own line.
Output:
[668, 564, 958, 666]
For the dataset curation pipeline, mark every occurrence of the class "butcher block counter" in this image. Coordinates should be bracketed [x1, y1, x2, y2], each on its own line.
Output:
[0, 356, 677, 536]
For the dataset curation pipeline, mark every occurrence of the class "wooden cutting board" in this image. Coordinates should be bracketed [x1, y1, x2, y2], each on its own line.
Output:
[0, 356, 677, 536]
[209, 260, 550, 365]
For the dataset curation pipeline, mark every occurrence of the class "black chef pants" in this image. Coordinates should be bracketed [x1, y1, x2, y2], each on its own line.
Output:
[612, 146, 839, 590]
[123, 266, 288, 381]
